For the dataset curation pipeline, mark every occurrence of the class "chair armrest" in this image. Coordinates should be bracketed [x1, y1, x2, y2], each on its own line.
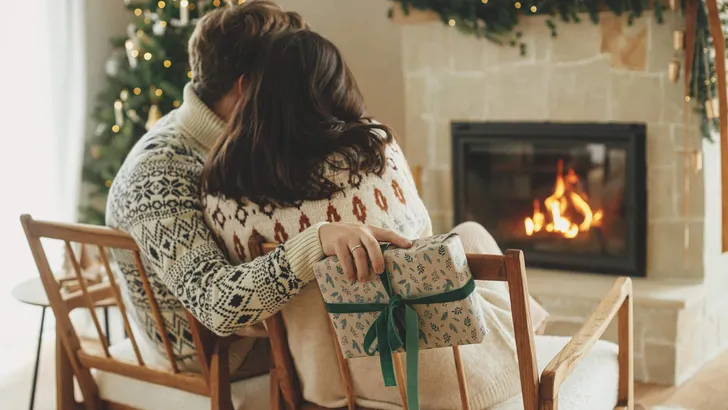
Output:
[539, 277, 633, 405]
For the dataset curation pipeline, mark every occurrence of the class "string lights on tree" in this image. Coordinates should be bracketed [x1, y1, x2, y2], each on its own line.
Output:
[80, 0, 234, 224]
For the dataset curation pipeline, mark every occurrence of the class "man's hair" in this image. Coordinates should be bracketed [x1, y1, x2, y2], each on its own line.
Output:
[188, 1, 307, 106]
[201, 30, 394, 207]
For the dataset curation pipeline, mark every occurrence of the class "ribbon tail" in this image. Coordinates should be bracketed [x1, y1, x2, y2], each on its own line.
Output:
[377, 311, 397, 387]
[404, 306, 420, 410]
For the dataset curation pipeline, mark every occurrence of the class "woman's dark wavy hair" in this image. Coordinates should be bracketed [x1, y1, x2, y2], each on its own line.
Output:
[201, 30, 394, 206]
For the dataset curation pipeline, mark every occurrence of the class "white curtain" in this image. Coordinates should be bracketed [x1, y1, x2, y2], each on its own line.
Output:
[0, 0, 86, 351]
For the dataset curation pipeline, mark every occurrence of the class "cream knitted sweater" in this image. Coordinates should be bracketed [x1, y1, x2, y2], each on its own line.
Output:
[205, 147, 523, 407]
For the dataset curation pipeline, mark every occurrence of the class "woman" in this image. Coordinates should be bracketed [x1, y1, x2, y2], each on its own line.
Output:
[202, 30, 538, 409]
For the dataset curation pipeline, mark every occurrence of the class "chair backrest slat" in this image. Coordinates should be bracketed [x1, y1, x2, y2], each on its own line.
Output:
[251, 234, 540, 410]
[65, 241, 111, 358]
[504, 250, 539, 410]
[131, 250, 180, 373]
[29, 219, 139, 250]
[97, 245, 145, 366]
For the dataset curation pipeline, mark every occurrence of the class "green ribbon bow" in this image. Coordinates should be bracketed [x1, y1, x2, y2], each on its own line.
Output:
[324, 246, 476, 410]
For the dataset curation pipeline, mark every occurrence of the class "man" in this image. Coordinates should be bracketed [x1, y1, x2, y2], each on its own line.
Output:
[106, 1, 411, 376]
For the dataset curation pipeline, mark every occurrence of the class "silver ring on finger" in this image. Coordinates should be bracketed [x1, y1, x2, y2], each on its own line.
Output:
[349, 244, 364, 253]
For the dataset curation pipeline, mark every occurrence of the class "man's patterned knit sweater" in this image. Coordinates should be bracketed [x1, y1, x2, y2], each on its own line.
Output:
[105, 84, 325, 368]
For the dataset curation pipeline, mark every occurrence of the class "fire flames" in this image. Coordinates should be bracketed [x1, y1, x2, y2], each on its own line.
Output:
[524, 160, 603, 239]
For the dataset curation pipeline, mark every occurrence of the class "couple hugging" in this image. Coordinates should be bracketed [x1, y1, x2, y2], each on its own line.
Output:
[106, 1, 548, 408]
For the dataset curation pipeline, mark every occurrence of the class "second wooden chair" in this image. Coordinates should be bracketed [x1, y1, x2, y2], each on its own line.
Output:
[250, 234, 634, 410]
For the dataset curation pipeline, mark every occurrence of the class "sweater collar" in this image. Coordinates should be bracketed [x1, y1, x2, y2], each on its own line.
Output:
[177, 83, 226, 152]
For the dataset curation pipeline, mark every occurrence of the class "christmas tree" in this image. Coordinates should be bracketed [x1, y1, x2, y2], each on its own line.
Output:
[80, 0, 239, 225]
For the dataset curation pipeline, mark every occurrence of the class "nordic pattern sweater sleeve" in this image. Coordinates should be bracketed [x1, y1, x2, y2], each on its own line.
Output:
[108, 137, 325, 336]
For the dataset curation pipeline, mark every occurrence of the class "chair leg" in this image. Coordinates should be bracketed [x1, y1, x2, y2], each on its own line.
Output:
[452, 345, 470, 410]
[269, 369, 283, 410]
[103, 308, 110, 346]
[56, 326, 76, 410]
[29, 307, 46, 410]
[210, 340, 233, 410]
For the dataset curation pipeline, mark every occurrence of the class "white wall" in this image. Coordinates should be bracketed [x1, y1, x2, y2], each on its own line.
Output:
[276, 0, 407, 145]
[84, 2, 133, 134]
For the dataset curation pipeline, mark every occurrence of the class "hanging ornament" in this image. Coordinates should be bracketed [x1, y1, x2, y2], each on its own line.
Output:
[711, 97, 718, 119]
[105, 57, 120, 77]
[704, 98, 719, 119]
[127, 24, 139, 48]
[153, 20, 167, 36]
[668, 60, 680, 83]
[114, 100, 125, 126]
[669, 0, 678, 11]
[146, 105, 162, 130]
[705, 100, 715, 119]
[180, 0, 190, 25]
[125, 40, 138, 68]
[120, 89, 129, 101]
[673, 30, 684, 51]
[127, 109, 142, 123]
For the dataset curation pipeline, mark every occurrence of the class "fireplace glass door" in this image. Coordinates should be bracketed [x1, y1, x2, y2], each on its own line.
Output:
[452, 122, 646, 276]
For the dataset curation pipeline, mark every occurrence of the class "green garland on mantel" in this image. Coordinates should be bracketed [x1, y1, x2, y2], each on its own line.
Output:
[389, 0, 721, 141]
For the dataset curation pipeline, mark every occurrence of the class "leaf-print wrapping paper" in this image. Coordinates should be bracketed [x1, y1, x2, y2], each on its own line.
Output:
[313, 233, 488, 359]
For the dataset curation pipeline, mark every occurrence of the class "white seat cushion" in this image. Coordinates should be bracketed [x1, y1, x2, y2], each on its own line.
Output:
[93, 335, 616, 409]
[493, 335, 619, 410]
[92, 339, 270, 410]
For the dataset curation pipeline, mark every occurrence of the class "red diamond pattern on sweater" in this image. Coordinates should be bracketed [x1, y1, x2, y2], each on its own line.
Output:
[299, 213, 311, 233]
[352, 196, 367, 223]
[327, 203, 342, 222]
[374, 188, 388, 211]
[392, 180, 406, 204]
[274, 221, 289, 243]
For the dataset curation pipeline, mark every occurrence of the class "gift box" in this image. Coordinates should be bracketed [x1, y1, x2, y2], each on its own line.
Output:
[314, 233, 488, 409]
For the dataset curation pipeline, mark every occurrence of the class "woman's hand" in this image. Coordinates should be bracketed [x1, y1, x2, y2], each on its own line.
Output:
[318, 223, 413, 282]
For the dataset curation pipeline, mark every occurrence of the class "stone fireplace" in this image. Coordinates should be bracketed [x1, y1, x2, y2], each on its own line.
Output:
[452, 121, 647, 276]
[398, 11, 728, 385]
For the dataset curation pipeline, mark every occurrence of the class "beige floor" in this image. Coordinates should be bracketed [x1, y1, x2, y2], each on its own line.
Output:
[2, 331, 728, 409]
[0, 332, 57, 410]
[634, 349, 728, 410]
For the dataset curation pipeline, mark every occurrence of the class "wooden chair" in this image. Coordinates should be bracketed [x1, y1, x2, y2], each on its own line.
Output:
[250, 234, 634, 410]
[20, 214, 256, 410]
